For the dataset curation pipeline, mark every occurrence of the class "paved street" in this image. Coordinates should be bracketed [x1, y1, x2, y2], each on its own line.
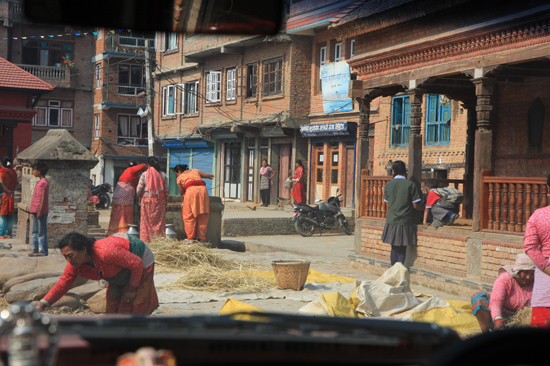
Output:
[0, 206, 469, 317]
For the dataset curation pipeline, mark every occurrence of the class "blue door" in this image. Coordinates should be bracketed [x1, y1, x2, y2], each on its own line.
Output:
[169, 149, 191, 195]
[191, 148, 214, 194]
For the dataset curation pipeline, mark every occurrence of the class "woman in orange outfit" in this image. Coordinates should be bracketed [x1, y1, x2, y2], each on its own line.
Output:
[175, 164, 214, 243]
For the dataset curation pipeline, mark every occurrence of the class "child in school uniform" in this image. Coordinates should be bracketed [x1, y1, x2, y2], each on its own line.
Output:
[423, 178, 460, 228]
[29, 162, 49, 256]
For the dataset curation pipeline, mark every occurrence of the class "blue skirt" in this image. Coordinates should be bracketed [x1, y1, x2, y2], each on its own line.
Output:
[381, 223, 417, 247]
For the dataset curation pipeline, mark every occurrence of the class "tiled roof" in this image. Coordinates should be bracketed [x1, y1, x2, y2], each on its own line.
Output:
[0, 57, 55, 91]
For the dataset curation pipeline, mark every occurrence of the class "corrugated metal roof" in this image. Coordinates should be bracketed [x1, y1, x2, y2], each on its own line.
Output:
[286, 0, 363, 33]
[0, 57, 55, 91]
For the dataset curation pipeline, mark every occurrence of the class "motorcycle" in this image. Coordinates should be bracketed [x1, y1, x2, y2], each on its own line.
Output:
[291, 187, 352, 237]
[91, 182, 112, 209]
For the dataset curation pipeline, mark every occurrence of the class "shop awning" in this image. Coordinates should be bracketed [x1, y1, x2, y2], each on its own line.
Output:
[162, 138, 211, 149]
[299, 122, 356, 137]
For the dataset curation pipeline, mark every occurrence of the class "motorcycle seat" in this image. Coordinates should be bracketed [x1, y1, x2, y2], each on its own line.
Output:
[297, 204, 315, 212]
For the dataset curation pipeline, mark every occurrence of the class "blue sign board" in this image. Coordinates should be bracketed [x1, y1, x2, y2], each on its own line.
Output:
[300, 122, 350, 137]
[320, 61, 353, 114]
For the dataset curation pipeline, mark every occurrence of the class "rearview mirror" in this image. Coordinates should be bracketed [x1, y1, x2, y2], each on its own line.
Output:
[23, 0, 283, 34]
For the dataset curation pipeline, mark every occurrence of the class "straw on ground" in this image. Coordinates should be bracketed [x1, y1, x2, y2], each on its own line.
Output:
[149, 237, 272, 292]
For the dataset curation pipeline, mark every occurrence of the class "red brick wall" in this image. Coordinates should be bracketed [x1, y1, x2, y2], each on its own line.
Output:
[91, 29, 161, 158]
[356, 221, 522, 295]
[481, 240, 524, 284]
[372, 96, 468, 179]
[155, 67, 202, 136]
[493, 77, 550, 178]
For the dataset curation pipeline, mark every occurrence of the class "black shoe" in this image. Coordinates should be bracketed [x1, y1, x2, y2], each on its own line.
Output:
[447, 213, 459, 225]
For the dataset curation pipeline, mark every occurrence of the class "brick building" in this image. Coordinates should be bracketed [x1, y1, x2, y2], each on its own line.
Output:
[327, 0, 550, 295]
[90, 30, 164, 186]
[287, 0, 364, 208]
[154, 31, 312, 202]
[0, 57, 53, 159]
[287, 0, 469, 208]
[0, 0, 95, 154]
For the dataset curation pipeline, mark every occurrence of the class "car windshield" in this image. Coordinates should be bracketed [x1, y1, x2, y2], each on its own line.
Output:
[1, 0, 549, 365]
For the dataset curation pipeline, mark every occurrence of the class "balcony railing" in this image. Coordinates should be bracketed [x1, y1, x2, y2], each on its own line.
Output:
[480, 170, 547, 233]
[17, 64, 72, 86]
[117, 85, 145, 96]
[17, 64, 66, 79]
[100, 83, 146, 109]
[359, 169, 466, 219]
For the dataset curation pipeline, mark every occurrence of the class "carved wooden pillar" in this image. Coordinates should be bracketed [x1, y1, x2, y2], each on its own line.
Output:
[472, 77, 495, 231]
[354, 89, 380, 219]
[407, 89, 424, 191]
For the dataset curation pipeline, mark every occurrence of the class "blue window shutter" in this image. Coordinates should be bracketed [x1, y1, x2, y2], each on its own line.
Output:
[391, 95, 411, 147]
[191, 148, 214, 194]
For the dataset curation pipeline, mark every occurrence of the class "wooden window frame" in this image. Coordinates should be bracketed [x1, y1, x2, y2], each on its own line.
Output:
[262, 57, 283, 97]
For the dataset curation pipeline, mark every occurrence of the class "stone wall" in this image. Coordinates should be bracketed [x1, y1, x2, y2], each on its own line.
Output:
[352, 218, 523, 296]
[223, 216, 355, 237]
[165, 195, 224, 247]
[17, 164, 92, 246]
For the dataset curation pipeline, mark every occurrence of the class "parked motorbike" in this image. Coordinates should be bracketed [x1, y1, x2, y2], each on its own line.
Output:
[91, 182, 112, 209]
[291, 187, 352, 237]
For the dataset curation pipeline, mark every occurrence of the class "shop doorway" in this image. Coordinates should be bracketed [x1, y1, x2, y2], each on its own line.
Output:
[223, 142, 241, 199]
[314, 145, 324, 201]
[246, 146, 255, 202]
[329, 146, 339, 198]
[273, 143, 291, 200]
[344, 144, 355, 207]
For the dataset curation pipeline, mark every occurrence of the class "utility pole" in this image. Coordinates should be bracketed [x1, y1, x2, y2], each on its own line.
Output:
[145, 39, 154, 157]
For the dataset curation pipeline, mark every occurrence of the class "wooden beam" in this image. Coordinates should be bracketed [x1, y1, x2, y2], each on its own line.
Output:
[358, 43, 550, 90]
[221, 46, 244, 54]
[184, 56, 203, 63]
[349, 79, 365, 98]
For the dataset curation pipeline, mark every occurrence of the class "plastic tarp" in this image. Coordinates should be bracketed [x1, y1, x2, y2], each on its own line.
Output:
[249, 269, 356, 284]
[297, 292, 359, 318]
[411, 298, 480, 332]
[218, 298, 266, 321]
[354, 263, 420, 317]
[218, 266, 480, 333]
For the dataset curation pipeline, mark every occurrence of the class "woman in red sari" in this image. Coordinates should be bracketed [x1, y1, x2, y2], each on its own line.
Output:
[107, 162, 147, 236]
[175, 164, 214, 243]
[136, 157, 168, 243]
[0, 157, 18, 239]
[36, 232, 158, 314]
[291, 160, 306, 204]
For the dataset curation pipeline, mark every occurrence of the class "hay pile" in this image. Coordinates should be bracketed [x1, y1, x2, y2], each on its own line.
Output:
[148, 237, 272, 292]
[167, 265, 272, 292]
[148, 237, 236, 271]
[507, 306, 532, 328]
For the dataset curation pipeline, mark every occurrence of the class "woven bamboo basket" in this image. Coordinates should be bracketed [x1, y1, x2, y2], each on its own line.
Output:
[271, 260, 311, 291]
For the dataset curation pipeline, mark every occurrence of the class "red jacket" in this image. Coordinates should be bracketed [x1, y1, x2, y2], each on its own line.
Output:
[44, 236, 143, 305]
[118, 164, 147, 187]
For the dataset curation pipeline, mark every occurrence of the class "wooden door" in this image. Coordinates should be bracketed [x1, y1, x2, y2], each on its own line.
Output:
[223, 142, 241, 199]
[247, 148, 255, 201]
[278, 143, 291, 199]
[329, 147, 339, 198]
[345, 146, 355, 207]
[314, 146, 324, 201]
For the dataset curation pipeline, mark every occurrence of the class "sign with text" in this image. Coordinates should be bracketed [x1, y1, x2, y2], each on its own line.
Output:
[300, 122, 350, 137]
[321, 61, 353, 114]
